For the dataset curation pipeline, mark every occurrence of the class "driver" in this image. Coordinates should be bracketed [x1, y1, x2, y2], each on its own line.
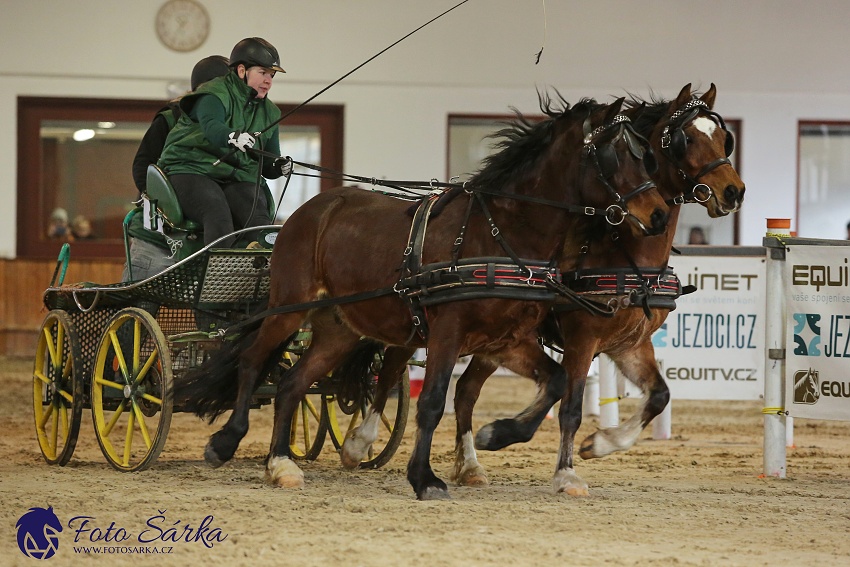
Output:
[157, 37, 293, 248]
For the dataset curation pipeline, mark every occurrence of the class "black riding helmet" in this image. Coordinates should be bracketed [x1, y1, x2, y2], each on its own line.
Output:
[229, 37, 286, 73]
[190, 55, 230, 91]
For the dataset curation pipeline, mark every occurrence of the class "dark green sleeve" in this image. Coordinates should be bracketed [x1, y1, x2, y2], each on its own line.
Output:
[190, 94, 231, 148]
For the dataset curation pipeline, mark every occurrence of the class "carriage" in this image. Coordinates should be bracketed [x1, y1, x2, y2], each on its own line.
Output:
[32, 166, 411, 473]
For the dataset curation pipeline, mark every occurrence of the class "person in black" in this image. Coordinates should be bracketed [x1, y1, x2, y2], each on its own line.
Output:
[122, 55, 230, 282]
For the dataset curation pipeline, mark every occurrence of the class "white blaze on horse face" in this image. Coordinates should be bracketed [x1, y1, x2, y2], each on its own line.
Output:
[692, 116, 718, 141]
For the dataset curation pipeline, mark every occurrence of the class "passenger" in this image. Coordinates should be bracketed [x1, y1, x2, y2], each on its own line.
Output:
[47, 207, 72, 241]
[157, 37, 293, 248]
[70, 215, 95, 240]
[122, 55, 231, 282]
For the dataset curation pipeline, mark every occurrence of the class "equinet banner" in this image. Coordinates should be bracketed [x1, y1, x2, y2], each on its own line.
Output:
[785, 244, 850, 421]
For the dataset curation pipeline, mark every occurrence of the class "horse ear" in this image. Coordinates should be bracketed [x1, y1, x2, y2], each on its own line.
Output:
[701, 83, 717, 109]
[606, 97, 625, 121]
[675, 83, 693, 106]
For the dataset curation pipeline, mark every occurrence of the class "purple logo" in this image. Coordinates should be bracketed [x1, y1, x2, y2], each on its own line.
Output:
[16, 506, 63, 559]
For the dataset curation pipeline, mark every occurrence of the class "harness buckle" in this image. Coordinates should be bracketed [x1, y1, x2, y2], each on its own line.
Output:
[583, 206, 596, 216]
[403, 246, 413, 256]
[454, 237, 464, 246]
[491, 227, 500, 237]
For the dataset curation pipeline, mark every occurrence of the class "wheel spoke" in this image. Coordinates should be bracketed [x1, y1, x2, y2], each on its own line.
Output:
[39, 402, 55, 428]
[50, 405, 59, 450]
[103, 402, 126, 437]
[33, 370, 51, 386]
[133, 319, 142, 372]
[131, 400, 153, 449]
[134, 349, 158, 386]
[300, 403, 311, 447]
[59, 403, 69, 439]
[123, 409, 135, 466]
[95, 376, 126, 391]
[303, 396, 321, 421]
[379, 411, 394, 433]
[108, 330, 129, 383]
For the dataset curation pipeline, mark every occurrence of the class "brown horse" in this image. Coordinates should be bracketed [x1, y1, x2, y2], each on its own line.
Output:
[340, 84, 745, 496]
[174, 95, 670, 500]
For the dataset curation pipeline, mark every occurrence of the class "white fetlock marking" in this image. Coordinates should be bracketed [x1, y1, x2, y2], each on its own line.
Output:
[453, 432, 488, 486]
[265, 456, 304, 488]
[552, 467, 589, 496]
[342, 408, 380, 466]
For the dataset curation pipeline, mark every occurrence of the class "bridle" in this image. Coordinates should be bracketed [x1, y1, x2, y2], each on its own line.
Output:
[582, 113, 659, 231]
[659, 99, 735, 205]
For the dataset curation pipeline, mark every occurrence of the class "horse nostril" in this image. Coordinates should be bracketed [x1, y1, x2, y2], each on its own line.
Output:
[724, 185, 740, 203]
[651, 208, 668, 234]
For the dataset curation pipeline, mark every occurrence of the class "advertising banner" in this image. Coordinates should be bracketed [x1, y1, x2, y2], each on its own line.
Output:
[652, 252, 766, 400]
[785, 244, 850, 420]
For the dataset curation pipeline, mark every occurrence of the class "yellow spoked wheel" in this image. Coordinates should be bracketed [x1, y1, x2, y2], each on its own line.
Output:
[326, 368, 410, 469]
[91, 308, 172, 472]
[32, 310, 83, 466]
[282, 351, 328, 460]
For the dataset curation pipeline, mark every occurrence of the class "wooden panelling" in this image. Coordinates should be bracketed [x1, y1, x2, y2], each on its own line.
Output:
[0, 257, 123, 356]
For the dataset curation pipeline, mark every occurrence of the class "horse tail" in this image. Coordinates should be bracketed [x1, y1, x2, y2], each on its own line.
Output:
[174, 318, 291, 423]
[333, 339, 384, 407]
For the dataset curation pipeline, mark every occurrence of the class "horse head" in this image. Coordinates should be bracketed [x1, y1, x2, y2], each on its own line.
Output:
[635, 83, 745, 217]
[572, 97, 669, 237]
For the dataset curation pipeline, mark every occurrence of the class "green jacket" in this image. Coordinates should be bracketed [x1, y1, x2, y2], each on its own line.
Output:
[157, 71, 281, 183]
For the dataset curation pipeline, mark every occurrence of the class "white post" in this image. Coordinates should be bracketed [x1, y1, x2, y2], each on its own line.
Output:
[598, 354, 619, 428]
[763, 218, 788, 478]
[786, 416, 795, 448]
[583, 371, 600, 417]
[651, 399, 672, 440]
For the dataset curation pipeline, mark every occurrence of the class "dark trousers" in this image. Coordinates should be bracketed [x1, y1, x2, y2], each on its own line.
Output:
[170, 173, 271, 247]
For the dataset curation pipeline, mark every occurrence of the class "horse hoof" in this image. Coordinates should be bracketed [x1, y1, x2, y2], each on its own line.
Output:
[457, 468, 489, 487]
[340, 448, 361, 470]
[265, 456, 305, 489]
[204, 441, 225, 468]
[419, 486, 452, 501]
[578, 436, 595, 460]
[552, 468, 589, 497]
[473, 424, 495, 450]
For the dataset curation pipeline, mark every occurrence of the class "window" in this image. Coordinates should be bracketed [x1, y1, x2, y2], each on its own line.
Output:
[17, 97, 343, 259]
[798, 121, 850, 240]
[674, 119, 742, 245]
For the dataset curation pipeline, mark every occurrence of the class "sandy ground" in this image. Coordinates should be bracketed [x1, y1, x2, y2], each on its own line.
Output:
[2, 354, 849, 567]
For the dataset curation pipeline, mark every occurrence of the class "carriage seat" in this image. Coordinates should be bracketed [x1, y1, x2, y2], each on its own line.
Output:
[145, 164, 201, 232]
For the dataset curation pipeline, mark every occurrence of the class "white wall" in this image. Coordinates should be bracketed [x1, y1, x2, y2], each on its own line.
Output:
[2, 0, 850, 257]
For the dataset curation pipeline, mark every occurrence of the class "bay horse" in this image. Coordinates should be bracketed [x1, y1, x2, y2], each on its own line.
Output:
[339, 84, 745, 496]
[174, 95, 670, 500]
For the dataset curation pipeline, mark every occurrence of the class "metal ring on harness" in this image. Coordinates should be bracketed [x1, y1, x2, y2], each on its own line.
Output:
[605, 204, 627, 226]
[692, 184, 713, 203]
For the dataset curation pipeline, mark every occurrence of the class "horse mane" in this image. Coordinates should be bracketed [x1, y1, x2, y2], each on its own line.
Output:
[469, 90, 603, 192]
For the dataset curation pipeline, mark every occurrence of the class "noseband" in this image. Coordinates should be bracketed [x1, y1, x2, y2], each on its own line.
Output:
[660, 99, 735, 205]
[583, 114, 658, 228]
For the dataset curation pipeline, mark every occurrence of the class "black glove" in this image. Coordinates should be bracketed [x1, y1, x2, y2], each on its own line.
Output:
[274, 156, 293, 176]
[227, 131, 256, 153]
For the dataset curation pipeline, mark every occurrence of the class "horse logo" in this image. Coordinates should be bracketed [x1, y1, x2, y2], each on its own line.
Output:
[16, 506, 63, 559]
[792, 313, 821, 356]
[793, 368, 820, 405]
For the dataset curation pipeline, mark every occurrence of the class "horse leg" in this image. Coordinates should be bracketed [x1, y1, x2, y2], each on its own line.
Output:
[266, 316, 363, 488]
[474, 341, 567, 451]
[450, 355, 498, 487]
[341, 345, 415, 468]
[204, 313, 300, 467]
[552, 348, 596, 496]
[579, 339, 669, 459]
[407, 330, 463, 500]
